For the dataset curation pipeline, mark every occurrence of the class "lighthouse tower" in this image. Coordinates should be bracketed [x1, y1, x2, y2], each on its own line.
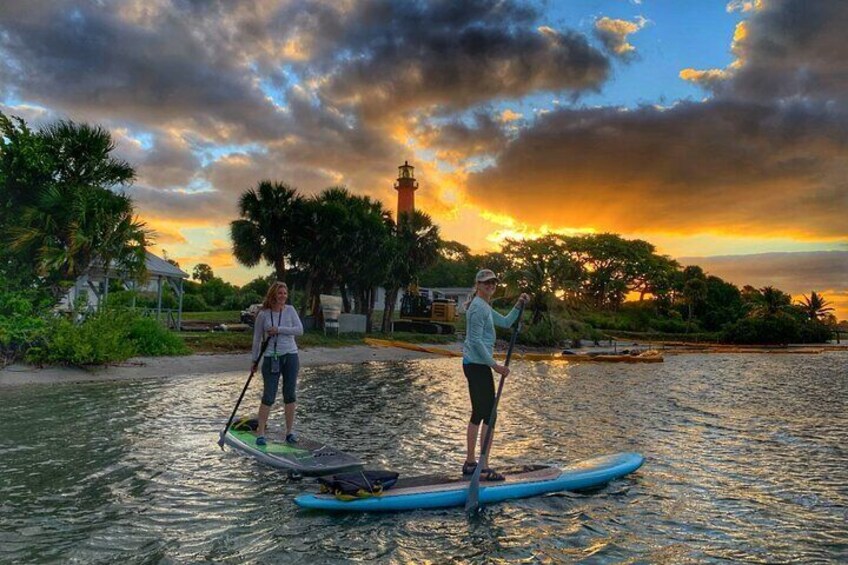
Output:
[394, 161, 418, 218]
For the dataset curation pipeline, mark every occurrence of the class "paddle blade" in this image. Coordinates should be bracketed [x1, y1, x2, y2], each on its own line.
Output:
[465, 467, 482, 512]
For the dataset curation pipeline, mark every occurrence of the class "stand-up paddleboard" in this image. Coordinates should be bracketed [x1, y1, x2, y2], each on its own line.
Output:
[294, 451, 643, 512]
[222, 417, 364, 477]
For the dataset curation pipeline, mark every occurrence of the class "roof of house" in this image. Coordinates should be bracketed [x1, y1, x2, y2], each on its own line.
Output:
[86, 251, 189, 280]
[144, 251, 189, 279]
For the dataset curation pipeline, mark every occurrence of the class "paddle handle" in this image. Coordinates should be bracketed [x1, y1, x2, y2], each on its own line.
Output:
[466, 300, 526, 511]
[218, 337, 270, 448]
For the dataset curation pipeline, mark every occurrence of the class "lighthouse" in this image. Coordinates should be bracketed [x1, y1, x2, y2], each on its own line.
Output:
[394, 160, 418, 218]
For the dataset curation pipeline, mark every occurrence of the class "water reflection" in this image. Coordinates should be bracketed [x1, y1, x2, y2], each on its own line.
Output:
[1, 353, 846, 563]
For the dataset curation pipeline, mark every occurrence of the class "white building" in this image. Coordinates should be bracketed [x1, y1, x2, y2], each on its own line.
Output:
[58, 251, 190, 329]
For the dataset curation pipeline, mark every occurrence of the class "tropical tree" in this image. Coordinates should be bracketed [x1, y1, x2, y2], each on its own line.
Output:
[682, 277, 708, 333]
[798, 291, 834, 321]
[418, 240, 478, 287]
[749, 285, 793, 318]
[501, 235, 582, 324]
[230, 180, 303, 281]
[340, 193, 393, 330]
[192, 263, 214, 283]
[2, 114, 147, 301]
[288, 189, 350, 318]
[381, 210, 441, 332]
[563, 233, 652, 309]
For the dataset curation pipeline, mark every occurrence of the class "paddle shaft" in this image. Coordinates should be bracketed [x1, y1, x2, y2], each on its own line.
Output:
[466, 300, 526, 512]
[218, 337, 270, 448]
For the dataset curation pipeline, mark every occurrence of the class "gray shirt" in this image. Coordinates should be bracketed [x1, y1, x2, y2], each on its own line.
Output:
[252, 305, 303, 360]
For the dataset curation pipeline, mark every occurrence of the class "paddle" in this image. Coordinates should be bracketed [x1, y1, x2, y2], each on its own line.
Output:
[466, 299, 526, 513]
[217, 336, 271, 449]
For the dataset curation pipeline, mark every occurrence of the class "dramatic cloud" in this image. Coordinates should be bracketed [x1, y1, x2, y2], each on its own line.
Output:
[466, 0, 848, 241]
[322, 15, 610, 118]
[415, 112, 509, 164]
[0, 0, 609, 231]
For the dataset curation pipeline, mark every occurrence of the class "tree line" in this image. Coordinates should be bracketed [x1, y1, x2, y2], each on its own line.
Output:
[1, 111, 840, 356]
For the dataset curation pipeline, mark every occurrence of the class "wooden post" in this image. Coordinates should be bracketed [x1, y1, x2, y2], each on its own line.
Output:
[156, 276, 163, 321]
[177, 277, 184, 331]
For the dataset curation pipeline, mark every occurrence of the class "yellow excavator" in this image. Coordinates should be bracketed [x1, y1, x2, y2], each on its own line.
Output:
[392, 284, 457, 334]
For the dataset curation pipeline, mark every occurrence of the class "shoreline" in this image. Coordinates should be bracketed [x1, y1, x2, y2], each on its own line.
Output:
[0, 344, 462, 387]
[3, 340, 844, 387]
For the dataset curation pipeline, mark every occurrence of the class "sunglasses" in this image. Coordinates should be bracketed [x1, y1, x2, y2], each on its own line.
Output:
[480, 280, 497, 286]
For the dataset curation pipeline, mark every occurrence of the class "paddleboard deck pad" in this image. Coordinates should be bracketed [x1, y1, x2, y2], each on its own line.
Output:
[223, 417, 364, 476]
[295, 451, 643, 512]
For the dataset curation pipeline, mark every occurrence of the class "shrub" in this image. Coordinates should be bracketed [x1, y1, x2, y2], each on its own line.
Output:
[182, 293, 209, 312]
[28, 310, 136, 366]
[27, 308, 189, 366]
[0, 289, 50, 366]
[128, 316, 190, 356]
[649, 317, 690, 333]
[721, 313, 801, 345]
[796, 320, 835, 343]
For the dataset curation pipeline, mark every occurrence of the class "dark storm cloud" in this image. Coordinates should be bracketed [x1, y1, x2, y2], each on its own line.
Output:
[728, 0, 848, 107]
[131, 184, 235, 224]
[0, 2, 291, 143]
[465, 0, 848, 240]
[318, 4, 610, 117]
[416, 112, 509, 163]
[113, 131, 202, 190]
[0, 0, 608, 224]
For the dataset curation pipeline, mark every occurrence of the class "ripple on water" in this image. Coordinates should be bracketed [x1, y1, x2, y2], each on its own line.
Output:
[0, 352, 846, 563]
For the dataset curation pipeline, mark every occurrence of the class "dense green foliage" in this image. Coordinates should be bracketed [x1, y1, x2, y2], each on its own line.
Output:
[26, 309, 188, 366]
[0, 112, 148, 301]
[0, 289, 50, 367]
[230, 183, 442, 332]
[420, 233, 839, 346]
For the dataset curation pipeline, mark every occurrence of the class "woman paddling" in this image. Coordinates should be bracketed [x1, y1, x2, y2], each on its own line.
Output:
[462, 269, 529, 481]
[251, 281, 303, 446]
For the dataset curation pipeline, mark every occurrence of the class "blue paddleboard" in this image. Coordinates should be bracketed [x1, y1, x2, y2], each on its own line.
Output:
[294, 451, 643, 512]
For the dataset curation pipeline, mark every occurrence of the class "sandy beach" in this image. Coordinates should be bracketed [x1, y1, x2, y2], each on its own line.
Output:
[0, 344, 461, 387]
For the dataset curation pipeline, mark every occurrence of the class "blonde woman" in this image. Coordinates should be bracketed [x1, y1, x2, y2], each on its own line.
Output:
[462, 269, 529, 481]
[251, 281, 303, 446]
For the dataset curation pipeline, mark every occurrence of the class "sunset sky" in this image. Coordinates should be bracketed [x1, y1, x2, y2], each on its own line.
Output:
[1, 1, 846, 317]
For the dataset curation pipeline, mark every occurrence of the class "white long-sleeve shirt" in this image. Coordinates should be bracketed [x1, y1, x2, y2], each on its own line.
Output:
[463, 296, 519, 366]
[252, 305, 303, 360]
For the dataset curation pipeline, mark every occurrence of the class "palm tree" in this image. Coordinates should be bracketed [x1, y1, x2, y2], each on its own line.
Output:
[230, 181, 303, 281]
[752, 285, 793, 317]
[381, 210, 441, 333]
[10, 185, 148, 301]
[798, 291, 835, 321]
[5, 118, 146, 302]
[683, 277, 708, 333]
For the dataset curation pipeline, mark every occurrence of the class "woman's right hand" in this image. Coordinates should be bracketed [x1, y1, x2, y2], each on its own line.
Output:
[493, 364, 510, 377]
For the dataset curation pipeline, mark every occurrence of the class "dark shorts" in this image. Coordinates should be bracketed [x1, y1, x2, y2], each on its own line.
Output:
[260, 353, 299, 406]
[464, 363, 495, 425]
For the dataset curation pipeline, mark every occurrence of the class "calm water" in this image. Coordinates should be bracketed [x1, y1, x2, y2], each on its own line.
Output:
[2, 353, 846, 564]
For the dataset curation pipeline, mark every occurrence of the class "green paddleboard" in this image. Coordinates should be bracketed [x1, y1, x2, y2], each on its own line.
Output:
[222, 417, 363, 476]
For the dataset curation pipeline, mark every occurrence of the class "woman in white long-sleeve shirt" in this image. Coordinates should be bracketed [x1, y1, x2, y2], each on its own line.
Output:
[462, 269, 528, 481]
[251, 281, 303, 446]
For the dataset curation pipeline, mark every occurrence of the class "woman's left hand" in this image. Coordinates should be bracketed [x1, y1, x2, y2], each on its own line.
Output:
[517, 293, 531, 306]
